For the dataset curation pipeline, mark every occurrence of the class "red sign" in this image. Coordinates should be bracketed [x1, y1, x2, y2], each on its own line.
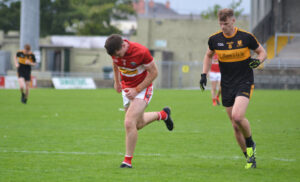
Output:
[0, 77, 5, 88]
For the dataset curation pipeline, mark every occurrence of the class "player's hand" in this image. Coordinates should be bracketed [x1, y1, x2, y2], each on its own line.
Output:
[25, 59, 31, 65]
[200, 73, 207, 91]
[114, 81, 122, 93]
[124, 88, 138, 100]
[15, 63, 19, 68]
[249, 58, 261, 69]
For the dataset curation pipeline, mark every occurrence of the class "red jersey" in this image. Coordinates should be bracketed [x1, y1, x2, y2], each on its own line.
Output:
[112, 40, 153, 88]
[211, 54, 220, 72]
[211, 63, 220, 72]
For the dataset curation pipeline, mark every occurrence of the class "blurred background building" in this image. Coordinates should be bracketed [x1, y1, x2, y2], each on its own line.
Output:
[0, 0, 299, 89]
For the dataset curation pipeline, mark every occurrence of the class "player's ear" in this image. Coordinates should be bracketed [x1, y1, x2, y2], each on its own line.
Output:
[232, 17, 236, 23]
[122, 42, 126, 49]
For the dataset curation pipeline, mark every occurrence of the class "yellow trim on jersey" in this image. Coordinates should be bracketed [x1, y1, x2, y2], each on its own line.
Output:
[215, 47, 251, 62]
[223, 27, 238, 38]
[249, 84, 255, 99]
[238, 28, 260, 45]
[209, 30, 223, 38]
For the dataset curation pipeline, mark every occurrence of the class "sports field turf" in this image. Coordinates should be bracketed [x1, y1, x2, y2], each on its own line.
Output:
[0, 89, 299, 182]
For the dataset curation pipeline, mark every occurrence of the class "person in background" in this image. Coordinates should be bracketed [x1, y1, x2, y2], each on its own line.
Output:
[209, 54, 221, 106]
[15, 44, 36, 104]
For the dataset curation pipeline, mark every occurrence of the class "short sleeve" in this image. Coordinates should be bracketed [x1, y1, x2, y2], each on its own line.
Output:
[208, 37, 214, 51]
[248, 33, 259, 50]
[143, 49, 153, 64]
[31, 54, 36, 62]
[16, 51, 22, 57]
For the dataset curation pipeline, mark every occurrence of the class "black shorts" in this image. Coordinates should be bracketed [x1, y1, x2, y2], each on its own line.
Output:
[18, 65, 31, 81]
[221, 83, 254, 107]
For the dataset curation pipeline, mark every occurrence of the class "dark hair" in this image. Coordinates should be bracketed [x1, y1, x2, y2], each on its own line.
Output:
[105, 34, 123, 56]
[218, 8, 234, 21]
[24, 44, 31, 51]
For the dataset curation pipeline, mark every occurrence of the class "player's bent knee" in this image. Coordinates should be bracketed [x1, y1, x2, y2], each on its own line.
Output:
[136, 123, 143, 130]
[136, 121, 146, 130]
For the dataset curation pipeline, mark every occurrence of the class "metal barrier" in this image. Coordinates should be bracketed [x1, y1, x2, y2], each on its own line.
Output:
[264, 58, 300, 69]
[156, 61, 203, 89]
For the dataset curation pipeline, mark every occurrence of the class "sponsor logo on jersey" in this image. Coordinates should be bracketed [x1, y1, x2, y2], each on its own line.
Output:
[130, 62, 137, 66]
[215, 47, 251, 62]
[217, 43, 224, 46]
[226, 42, 234, 49]
[237, 40, 243, 47]
[119, 67, 138, 75]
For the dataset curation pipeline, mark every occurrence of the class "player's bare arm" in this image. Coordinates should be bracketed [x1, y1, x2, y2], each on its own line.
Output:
[200, 48, 215, 90]
[249, 44, 267, 69]
[202, 48, 215, 74]
[112, 63, 122, 93]
[254, 44, 267, 63]
[125, 61, 158, 100]
[14, 56, 19, 68]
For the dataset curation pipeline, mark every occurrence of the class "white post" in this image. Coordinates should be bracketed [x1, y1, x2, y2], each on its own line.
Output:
[20, 0, 40, 51]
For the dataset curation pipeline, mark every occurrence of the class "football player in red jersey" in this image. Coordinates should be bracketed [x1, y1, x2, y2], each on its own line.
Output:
[105, 34, 174, 168]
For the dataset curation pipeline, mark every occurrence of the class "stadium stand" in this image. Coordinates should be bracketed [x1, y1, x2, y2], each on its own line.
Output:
[255, 36, 300, 89]
[251, 0, 300, 89]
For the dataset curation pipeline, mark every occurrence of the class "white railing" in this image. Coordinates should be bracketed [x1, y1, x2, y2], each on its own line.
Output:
[274, 33, 300, 57]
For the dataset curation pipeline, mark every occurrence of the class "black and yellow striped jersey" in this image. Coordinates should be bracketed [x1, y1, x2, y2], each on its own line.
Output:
[16, 50, 36, 65]
[208, 27, 259, 88]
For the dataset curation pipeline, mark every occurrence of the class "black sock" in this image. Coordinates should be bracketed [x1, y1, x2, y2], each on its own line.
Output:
[245, 136, 254, 148]
[243, 152, 247, 158]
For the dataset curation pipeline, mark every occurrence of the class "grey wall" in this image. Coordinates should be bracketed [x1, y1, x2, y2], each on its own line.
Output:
[251, 0, 300, 33]
[136, 18, 249, 62]
[281, 0, 300, 32]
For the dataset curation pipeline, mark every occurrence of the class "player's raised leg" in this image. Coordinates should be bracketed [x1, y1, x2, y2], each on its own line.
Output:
[121, 99, 173, 168]
[139, 107, 173, 131]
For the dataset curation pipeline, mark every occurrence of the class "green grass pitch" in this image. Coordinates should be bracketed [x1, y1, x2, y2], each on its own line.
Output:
[0, 89, 299, 182]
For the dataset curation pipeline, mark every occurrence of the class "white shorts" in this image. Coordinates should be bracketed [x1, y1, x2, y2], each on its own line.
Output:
[209, 72, 221, 81]
[122, 85, 153, 108]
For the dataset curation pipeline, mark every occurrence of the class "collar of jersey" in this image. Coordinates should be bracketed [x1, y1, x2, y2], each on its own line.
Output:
[223, 27, 238, 38]
[123, 39, 132, 57]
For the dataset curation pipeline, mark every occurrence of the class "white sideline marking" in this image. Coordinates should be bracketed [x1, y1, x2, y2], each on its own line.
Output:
[0, 149, 296, 162]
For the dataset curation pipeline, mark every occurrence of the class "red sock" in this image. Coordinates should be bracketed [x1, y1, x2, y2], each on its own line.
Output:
[157, 110, 167, 120]
[123, 155, 133, 165]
